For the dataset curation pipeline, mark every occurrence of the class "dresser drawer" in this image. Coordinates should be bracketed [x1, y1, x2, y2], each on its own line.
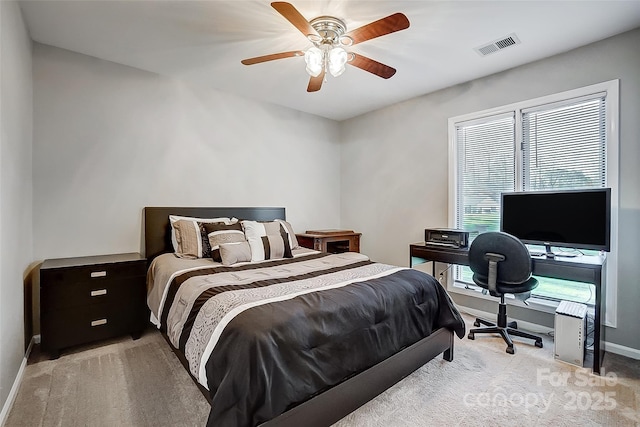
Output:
[41, 260, 146, 287]
[41, 274, 145, 311]
[41, 302, 145, 351]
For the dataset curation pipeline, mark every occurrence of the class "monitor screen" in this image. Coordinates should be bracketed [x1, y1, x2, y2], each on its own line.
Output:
[500, 188, 611, 252]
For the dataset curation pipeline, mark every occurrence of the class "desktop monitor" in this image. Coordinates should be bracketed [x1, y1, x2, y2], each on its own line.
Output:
[500, 188, 611, 252]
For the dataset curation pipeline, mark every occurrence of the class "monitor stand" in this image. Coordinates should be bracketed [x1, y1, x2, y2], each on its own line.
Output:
[544, 244, 556, 259]
[546, 244, 581, 258]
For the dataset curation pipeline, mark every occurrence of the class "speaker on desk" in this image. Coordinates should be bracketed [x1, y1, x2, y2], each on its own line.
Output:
[424, 228, 469, 248]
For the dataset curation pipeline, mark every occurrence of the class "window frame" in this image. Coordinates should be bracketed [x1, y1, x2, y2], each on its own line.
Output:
[447, 80, 619, 328]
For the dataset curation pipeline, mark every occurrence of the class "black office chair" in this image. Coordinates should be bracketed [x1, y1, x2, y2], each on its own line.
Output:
[467, 231, 543, 354]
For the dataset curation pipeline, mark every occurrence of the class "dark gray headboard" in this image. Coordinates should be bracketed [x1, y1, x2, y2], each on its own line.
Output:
[143, 207, 286, 262]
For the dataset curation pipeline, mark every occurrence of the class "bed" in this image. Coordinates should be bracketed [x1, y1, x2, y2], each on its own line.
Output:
[143, 206, 465, 427]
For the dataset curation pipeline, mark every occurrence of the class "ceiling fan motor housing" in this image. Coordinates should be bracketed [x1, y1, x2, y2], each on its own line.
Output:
[308, 16, 352, 46]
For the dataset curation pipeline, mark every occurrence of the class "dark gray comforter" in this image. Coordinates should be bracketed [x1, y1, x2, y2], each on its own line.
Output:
[149, 251, 465, 427]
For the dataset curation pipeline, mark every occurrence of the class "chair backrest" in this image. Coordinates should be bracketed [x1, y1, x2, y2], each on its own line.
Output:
[468, 231, 532, 286]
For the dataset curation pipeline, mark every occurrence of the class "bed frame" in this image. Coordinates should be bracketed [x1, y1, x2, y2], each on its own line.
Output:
[143, 206, 455, 427]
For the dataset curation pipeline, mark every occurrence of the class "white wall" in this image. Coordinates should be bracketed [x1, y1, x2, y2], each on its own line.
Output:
[0, 0, 33, 417]
[340, 95, 450, 266]
[32, 43, 341, 261]
[340, 28, 640, 352]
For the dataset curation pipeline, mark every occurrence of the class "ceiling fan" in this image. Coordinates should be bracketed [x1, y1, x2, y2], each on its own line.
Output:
[241, 2, 410, 92]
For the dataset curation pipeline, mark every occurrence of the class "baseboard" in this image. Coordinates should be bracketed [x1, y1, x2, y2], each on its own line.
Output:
[0, 336, 35, 427]
[604, 341, 640, 360]
[458, 305, 640, 360]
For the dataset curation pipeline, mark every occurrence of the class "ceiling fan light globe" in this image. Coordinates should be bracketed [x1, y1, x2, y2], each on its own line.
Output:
[329, 64, 346, 77]
[328, 47, 348, 77]
[304, 47, 323, 77]
[306, 65, 322, 78]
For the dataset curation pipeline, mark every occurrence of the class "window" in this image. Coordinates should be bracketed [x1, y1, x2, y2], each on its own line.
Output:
[448, 81, 618, 326]
[455, 113, 515, 235]
[522, 96, 606, 191]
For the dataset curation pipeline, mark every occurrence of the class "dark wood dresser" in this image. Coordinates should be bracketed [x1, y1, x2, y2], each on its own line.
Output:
[296, 229, 361, 253]
[40, 252, 147, 358]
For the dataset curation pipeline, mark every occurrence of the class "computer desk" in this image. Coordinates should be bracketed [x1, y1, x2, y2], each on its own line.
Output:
[409, 242, 606, 374]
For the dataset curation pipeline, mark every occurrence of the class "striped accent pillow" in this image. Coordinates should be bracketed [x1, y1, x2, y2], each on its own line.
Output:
[242, 219, 299, 249]
[242, 220, 281, 239]
[247, 234, 293, 262]
[204, 222, 246, 262]
[275, 220, 299, 249]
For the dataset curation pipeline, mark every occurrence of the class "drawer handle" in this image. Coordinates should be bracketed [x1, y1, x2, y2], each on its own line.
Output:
[90, 289, 107, 297]
[90, 271, 107, 278]
[91, 319, 107, 327]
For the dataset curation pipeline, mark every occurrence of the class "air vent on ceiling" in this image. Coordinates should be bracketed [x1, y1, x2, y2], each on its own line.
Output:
[474, 33, 521, 57]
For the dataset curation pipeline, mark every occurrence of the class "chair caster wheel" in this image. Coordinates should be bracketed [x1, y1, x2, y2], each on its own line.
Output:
[473, 321, 480, 327]
[468, 333, 475, 340]
[506, 346, 515, 354]
[535, 341, 543, 348]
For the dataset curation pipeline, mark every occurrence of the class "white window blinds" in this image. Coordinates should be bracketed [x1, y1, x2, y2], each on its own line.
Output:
[449, 80, 618, 318]
[455, 113, 516, 233]
[522, 95, 606, 191]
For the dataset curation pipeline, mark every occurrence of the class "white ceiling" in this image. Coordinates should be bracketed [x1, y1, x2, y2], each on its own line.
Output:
[19, 0, 640, 121]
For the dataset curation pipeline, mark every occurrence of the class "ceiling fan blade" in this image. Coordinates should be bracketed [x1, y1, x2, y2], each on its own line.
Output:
[349, 54, 396, 79]
[241, 50, 304, 65]
[344, 13, 410, 45]
[307, 70, 325, 92]
[271, 2, 319, 38]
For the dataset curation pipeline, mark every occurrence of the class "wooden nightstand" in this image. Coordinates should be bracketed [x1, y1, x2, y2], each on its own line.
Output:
[296, 229, 361, 254]
[40, 252, 148, 359]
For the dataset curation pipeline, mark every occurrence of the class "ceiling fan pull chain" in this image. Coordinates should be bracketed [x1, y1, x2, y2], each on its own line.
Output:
[324, 53, 329, 78]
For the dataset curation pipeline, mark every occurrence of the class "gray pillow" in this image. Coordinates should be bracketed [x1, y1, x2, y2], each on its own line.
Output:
[219, 241, 252, 266]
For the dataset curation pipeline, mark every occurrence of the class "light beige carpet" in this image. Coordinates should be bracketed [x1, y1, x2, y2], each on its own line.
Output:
[6, 315, 640, 426]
